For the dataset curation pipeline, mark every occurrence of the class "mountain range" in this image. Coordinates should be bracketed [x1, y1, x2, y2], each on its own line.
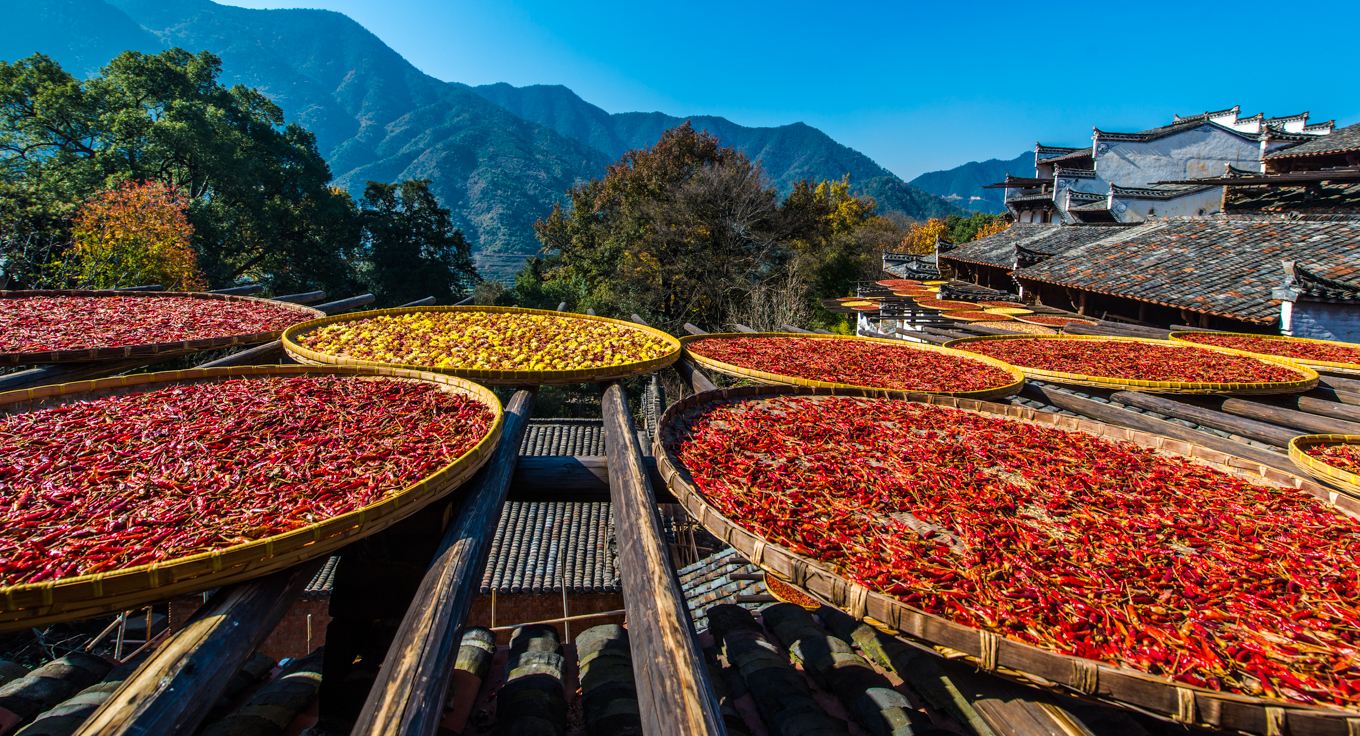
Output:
[908, 151, 1034, 214]
[1, 0, 960, 278]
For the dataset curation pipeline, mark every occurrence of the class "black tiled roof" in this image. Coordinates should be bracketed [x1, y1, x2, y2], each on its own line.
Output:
[678, 547, 766, 631]
[520, 418, 605, 456]
[480, 500, 618, 594]
[940, 224, 1130, 270]
[1267, 122, 1360, 160]
[1225, 180, 1360, 214]
[1042, 148, 1092, 166]
[1110, 183, 1214, 199]
[303, 556, 341, 598]
[1282, 262, 1360, 303]
[1014, 218, 1360, 323]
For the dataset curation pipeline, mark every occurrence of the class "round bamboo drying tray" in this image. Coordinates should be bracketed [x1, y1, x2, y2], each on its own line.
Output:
[0, 364, 503, 630]
[912, 299, 976, 311]
[1170, 331, 1360, 377]
[282, 305, 680, 386]
[941, 311, 1005, 322]
[680, 332, 1024, 400]
[945, 334, 1319, 395]
[655, 384, 1360, 736]
[0, 290, 323, 365]
[984, 307, 1033, 316]
[1289, 435, 1360, 497]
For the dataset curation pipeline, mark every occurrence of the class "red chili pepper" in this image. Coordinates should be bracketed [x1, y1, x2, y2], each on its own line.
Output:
[0, 295, 313, 353]
[0, 375, 494, 586]
[671, 394, 1360, 707]
[960, 337, 1303, 383]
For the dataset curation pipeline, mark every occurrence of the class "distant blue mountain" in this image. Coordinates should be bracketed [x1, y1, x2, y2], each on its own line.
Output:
[2, 0, 958, 277]
[910, 152, 1034, 213]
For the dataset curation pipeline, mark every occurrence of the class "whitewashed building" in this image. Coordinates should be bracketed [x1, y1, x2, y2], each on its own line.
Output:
[992, 107, 1335, 224]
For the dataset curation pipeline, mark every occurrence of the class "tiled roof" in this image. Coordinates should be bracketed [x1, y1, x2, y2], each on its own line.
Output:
[1036, 144, 1083, 156]
[1042, 148, 1092, 166]
[1007, 193, 1056, 204]
[1014, 217, 1360, 323]
[1267, 122, 1360, 160]
[940, 224, 1130, 270]
[520, 418, 605, 456]
[678, 547, 766, 631]
[480, 500, 618, 594]
[303, 556, 341, 598]
[1225, 180, 1360, 214]
[1054, 166, 1097, 178]
[1281, 262, 1360, 303]
[1110, 183, 1214, 199]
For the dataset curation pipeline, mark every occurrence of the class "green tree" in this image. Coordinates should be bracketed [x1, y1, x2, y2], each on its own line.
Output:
[0, 50, 359, 292]
[359, 180, 477, 305]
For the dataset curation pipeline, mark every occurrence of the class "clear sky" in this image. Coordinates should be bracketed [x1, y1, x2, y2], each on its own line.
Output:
[225, 0, 1360, 180]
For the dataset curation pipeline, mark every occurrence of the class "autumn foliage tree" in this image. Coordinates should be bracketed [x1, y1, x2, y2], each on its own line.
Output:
[898, 218, 948, 254]
[69, 180, 206, 290]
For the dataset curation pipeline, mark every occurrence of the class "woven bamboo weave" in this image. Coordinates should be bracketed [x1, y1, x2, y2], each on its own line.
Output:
[0, 290, 323, 365]
[281, 305, 680, 385]
[0, 364, 503, 630]
[945, 334, 1319, 395]
[655, 385, 1360, 736]
[1289, 435, 1360, 497]
[1171, 331, 1360, 377]
[680, 332, 1024, 400]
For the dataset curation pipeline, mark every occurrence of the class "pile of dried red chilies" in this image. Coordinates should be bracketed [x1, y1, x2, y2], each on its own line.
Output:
[0, 376, 494, 585]
[0, 296, 312, 353]
[960, 337, 1304, 384]
[1304, 442, 1360, 475]
[672, 395, 1360, 706]
[685, 335, 1015, 392]
[1179, 332, 1360, 366]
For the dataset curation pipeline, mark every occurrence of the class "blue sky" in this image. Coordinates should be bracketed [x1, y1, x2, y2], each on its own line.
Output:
[226, 0, 1360, 180]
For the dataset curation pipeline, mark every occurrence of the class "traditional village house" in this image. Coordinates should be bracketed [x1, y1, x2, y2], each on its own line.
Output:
[989, 106, 1334, 224]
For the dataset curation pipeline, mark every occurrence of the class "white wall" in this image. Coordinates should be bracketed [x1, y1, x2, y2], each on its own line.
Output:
[1111, 187, 1222, 222]
[1283, 302, 1360, 343]
[1096, 126, 1263, 186]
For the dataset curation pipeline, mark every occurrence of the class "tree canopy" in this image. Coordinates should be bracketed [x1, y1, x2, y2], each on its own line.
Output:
[518, 123, 903, 331]
[0, 49, 479, 302]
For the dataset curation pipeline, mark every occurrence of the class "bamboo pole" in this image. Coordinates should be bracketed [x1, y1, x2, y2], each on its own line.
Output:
[74, 563, 318, 735]
[208, 283, 263, 296]
[601, 383, 726, 735]
[1109, 391, 1297, 447]
[351, 390, 535, 736]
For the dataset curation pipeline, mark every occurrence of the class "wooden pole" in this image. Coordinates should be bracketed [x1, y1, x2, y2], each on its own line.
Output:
[1211, 396, 1360, 436]
[273, 290, 327, 304]
[1109, 391, 1297, 447]
[731, 323, 757, 333]
[1020, 384, 1297, 475]
[75, 563, 317, 735]
[601, 383, 726, 735]
[352, 390, 535, 736]
[209, 283, 263, 296]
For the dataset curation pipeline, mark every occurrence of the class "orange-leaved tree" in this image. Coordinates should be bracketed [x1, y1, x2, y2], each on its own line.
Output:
[69, 180, 206, 291]
[898, 218, 947, 255]
[972, 218, 1010, 240]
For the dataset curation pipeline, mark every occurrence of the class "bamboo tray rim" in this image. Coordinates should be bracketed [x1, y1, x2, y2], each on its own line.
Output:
[910, 299, 977, 310]
[1170, 331, 1360, 375]
[0, 364, 504, 630]
[945, 334, 1320, 395]
[680, 332, 1025, 400]
[281, 305, 680, 386]
[0, 289, 324, 366]
[654, 385, 1360, 735]
[1289, 434, 1360, 497]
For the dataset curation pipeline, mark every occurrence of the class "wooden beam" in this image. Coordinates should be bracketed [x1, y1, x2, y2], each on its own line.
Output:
[1211, 396, 1360, 436]
[1020, 384, 1296, 475]
[74, 563, 317, 735]
[1110, 391, 1297, 447]
[731, 323, 757, 333]
[273, 290, 326, 304]
[453, 295, 474, 306]
[602, 383, 726, 735]
[506, 455, 675, 503]
[780, 324, 812, 333]
[352, 389, 535, 736]
[1278, 394, 1360, 423]
[1320, 374, 1360, 393]
[682, 323, 706, 336]
[209, 283, 263, 296]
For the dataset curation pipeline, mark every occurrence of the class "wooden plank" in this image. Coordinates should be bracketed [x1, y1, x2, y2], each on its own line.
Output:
[1021, 384, 1297, 475]
[1211, 396, 1360, 436]
[1320, 374, 1360, 393]
[893, 329, 952, 346]
[506, 455, 675, 503]
[352, 390, 535, 736]
[1109, 391, 1297, 447]
[1309, 385, 1360, 407]
[731, 323, 757, 333]
[74, 563, 317, 735]
[780, 324, 813, 333]
[602, 383, 726, 735]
